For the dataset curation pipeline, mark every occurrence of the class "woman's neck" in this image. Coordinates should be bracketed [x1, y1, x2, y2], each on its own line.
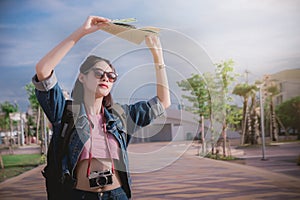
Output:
[84, 96, 103, 115]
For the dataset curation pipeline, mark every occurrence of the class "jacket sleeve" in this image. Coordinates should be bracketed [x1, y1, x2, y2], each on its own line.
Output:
[123, 96, 165, 135]
[32, 71, 66, 125]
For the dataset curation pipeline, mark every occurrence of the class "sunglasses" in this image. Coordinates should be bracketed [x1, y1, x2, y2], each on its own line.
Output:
[88, 68, 118, 82]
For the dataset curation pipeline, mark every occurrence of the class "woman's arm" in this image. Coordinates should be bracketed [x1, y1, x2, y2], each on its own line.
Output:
[35, 16, 110, 81]
[145, 36, 171, 109]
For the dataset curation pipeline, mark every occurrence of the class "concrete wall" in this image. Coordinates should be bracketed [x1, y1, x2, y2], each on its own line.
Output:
[130, 108, 200, 143]
[270, 69, 300, 106]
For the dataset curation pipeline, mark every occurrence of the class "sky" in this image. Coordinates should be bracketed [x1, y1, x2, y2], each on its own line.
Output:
[0, 0, 300, 112]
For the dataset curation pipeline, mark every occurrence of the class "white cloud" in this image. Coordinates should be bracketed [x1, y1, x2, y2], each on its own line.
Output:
[1, 0, 300, 110]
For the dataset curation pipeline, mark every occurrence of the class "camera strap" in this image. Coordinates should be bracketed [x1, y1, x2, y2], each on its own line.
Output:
[86, 106, 115, 178]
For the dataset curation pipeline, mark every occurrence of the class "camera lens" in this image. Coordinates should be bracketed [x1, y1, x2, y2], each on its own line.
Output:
[96, 175, 108, 187]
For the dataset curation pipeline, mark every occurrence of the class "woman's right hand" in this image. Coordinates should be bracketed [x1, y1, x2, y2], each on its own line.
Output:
[79, 16, 110, 36]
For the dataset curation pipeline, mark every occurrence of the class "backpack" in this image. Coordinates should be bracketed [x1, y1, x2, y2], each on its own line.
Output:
[42, 100, 127, 200]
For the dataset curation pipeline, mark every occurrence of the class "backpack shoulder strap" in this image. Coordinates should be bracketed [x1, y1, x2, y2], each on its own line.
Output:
[59, 100, 78, 157]
[110, 103, 127, 132]
[60, 100, 74, 138]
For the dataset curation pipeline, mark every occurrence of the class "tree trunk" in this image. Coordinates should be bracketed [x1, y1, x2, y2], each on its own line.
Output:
[254, 112, 260, 144]
[248, 95, 258, 145]
[241, 101, 248, 145]
[270, 101, 278, 141]
[222, 122, 227, 157]
[25, 120, 29, 145]
[26, 120, 31, 145]
[36, 106, 41, 145]
[269, 110, 273, 141]
[241, 98, 248, 145]
[247, 106, 252, 144]
[0, 154, 4, 169]
[276, 115, 288, 137]
[210, 115, 215, 155]
[200, 116, 206, 155]
[9, 117, 14, 154]
[268, 100, 278, 142]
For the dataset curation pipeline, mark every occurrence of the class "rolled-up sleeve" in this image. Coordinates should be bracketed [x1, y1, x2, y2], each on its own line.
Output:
[32, 71, 65, 125]
[124, 96, 165, 134]
[32, 71, 58, 92]
[148, 96, 165, 119]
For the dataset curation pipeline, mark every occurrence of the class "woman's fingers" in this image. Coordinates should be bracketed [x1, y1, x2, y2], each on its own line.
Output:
[145, 35, 161, 49]
[81, 16, 110, 34]
[91, 16, 110, 25]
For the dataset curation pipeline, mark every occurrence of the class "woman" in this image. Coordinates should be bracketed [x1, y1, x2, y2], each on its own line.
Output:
[33, 16, 170, 200]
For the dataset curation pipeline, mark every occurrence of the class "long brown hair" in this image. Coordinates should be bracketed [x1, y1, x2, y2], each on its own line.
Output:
[71, 55, 116, 108]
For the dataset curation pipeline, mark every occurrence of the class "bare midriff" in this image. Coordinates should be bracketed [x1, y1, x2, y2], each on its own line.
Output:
[75, 158, 121, 192]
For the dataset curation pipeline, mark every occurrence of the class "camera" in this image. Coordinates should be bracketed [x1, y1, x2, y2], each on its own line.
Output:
[88, 169, 113, 188]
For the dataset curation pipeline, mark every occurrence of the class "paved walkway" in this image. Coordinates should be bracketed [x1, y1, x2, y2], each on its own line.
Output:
[0, 142, 299, 200]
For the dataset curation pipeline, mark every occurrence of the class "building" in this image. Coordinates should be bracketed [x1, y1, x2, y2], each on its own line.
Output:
[130, 108, 200, 143]
[269, 69, 300, 106]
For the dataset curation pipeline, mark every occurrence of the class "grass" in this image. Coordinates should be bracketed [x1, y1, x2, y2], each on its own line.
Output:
[204, 153, 239, 161]
[0, 154, 45, 182]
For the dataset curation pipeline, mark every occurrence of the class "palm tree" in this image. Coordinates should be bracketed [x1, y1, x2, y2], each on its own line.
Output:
[247, 84, 259, 144]
[266, 83, 280, 141]
[232, 83, 257, 145]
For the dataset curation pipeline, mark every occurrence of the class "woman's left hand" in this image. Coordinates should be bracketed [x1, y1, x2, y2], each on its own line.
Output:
[145, 35, 163, 62]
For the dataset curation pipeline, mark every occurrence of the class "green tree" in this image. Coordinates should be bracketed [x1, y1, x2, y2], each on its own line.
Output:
[177, 73, 210, 154]
[0, 101, 19, 131]
[25, 83, 39, 110]
[25, 83, 41, 144]
[215, 59, 238, 156]
[177, 73, 210, 118]
[177, 59, 238, 157]
[276, 96, 300, 138]
[227, 105, 243, 130]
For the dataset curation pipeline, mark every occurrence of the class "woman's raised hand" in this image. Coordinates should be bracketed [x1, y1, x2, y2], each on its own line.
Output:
[145, 35, 162, 55]
[145, 35, 164, 64]
[80, 16, 110, 35]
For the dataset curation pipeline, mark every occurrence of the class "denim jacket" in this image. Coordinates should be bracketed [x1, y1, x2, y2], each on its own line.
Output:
[32, 71, 165, 198]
